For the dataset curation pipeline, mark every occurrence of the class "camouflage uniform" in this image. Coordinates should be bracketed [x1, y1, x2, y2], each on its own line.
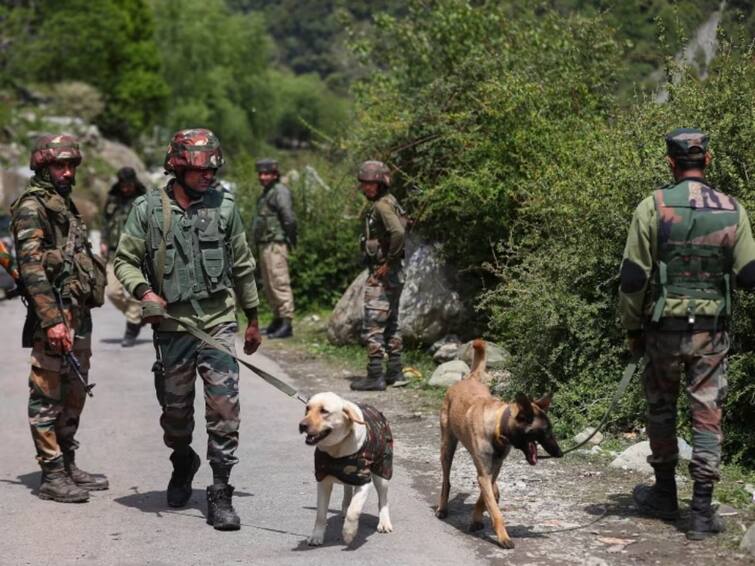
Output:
[113, 130, 259, 474]
[251, 158, 296, 337]
[103, 168, 146, 329]
[619, 128, 755, 536]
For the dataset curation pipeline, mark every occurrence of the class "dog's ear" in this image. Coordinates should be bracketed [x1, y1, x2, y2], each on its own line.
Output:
[342, 403, 365, 425]
[514, 392, 534, 422]
[534, 393, 552, 412]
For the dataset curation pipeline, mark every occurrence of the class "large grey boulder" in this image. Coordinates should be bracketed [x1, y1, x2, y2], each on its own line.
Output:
[326, 269, 369, 346]
[609, 439, 693, 473]
[741, 524, 755, 557]
[457, 340, 512, 370]
[429, 360, 470, 387]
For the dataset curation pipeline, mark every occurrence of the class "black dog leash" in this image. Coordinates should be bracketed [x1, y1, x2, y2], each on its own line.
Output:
[540, 355, 646, 459]
[163, 314, 309, 405]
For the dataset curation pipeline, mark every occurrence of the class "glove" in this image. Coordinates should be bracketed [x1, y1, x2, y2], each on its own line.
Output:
[244, 320, 262, 355]
[141, 290, 167, 325]
[46, 322, 73, 353]
[626, 333, 645, 357]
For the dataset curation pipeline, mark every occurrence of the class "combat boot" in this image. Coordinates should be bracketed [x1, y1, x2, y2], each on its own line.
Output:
[385, 353, 408, 386]
[39, 457, 89, 503]
[263, 318, 282, 336]
[350, 358, 386, 391]
[632, 464, 679, 521]
[687, 482, 726, 540]
[206, 484, 241, 531]
[121, 322, 141, 348]
[167, 448, 201, 508]
[268, 318, 293, 339]
[63, 451, 109, 491]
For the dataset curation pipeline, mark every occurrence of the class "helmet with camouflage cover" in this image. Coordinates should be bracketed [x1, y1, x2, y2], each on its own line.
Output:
[666, 128, 709, 160]
[164, 128, 224, 174]
[357, 160, 391, 187]
[255, 158, 279, 173]
[29, 134, 82, 172]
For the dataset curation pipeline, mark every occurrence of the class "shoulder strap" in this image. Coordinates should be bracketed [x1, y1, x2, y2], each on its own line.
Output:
[153, 188, 172, 295]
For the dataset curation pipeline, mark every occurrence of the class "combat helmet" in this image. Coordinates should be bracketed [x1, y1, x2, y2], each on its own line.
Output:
[357, 160, 391, 187]
[29, 134, 82, 172]
[666, 128, 709, 160]
[164, 128, 224, 174]
[255, 158, 279, 173]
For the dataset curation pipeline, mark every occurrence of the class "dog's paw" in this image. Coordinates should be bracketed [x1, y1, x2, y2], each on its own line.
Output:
[496, 535, 515, 549]
[468, 520, 485, 532]
[342, 522, 358, 545]
[307, 534, 324, 546]
[377, 519, 393, 533]
[435, 508, 448, 519]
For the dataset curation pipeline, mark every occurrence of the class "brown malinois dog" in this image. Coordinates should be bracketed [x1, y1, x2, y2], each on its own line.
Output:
[435, 339, 562, 548]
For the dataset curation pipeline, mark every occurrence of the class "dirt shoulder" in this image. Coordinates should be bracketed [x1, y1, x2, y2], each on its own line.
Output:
[263, 338, 754, 565]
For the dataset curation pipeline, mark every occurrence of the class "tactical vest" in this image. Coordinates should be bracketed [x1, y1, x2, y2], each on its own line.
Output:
[650, 179, 738, 325]
[253, 183, 287, 244]
[104, 192, 141, 250]
[363, 193, 408, 264]
[11, 183, 106, 309]
[145, 186, 235, 308]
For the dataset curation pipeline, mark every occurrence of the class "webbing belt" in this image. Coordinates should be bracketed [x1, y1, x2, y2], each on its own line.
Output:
[163, 314, 308, 405]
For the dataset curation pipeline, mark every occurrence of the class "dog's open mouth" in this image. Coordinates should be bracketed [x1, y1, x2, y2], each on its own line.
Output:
[525, 442, 538, 465]
[305, 428, 332, 446]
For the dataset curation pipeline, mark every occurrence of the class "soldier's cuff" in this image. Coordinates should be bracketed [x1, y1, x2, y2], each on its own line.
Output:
[39, 315, 65, 329]
[134, 283, 151, 300]
[244, 307, 258, 322]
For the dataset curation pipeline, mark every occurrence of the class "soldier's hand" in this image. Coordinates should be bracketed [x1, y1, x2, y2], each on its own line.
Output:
[141, 290, 167, 325]
[99, 243, 108, 258]
[47, 322, 73, 353]
[244, 320, 262, 354]
[626, 334, 645, 357]
[370, 263, 389, 283]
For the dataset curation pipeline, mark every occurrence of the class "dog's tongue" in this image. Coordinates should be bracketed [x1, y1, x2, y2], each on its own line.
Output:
[526, 442, 538, 465]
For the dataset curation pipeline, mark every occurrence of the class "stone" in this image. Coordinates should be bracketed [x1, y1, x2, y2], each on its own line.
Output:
[326, 269, 368, 346]
[428, 360, 470, 388]
[429, 335, 461, 354]
[609, 439, 692, 473]
[456, 340, 512, 370]
[741, 523, 755, 556]
[433, 342, 460, 364]
[574, 427, 604, 446]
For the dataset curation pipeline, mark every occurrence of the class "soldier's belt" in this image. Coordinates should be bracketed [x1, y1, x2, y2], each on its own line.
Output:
[163, 314, 308, 404]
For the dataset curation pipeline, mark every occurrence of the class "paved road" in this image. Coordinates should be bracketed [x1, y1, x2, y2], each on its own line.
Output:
[0, 299, 485, 566]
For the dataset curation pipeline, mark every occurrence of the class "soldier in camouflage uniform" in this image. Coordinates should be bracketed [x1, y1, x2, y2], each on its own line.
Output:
[101, 167, 146, 347]
[114, 129, 261, 530]
[351, 161, 408, 391]
[619, 128, 755, 540]
[251, 158, 297, 339]
[11, 134, 109, 503]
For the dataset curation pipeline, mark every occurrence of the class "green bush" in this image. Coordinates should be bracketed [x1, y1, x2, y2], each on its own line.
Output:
[347, 0, 755, 466]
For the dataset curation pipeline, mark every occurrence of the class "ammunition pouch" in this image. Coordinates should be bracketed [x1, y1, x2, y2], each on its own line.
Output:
[363, 238, 384, 264]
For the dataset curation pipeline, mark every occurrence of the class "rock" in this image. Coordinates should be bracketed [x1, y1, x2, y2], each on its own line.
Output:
[428, 360, 470, 387]
[456, 340, 512, 370]
[609, 439, 692, 473]
[98, 138, 149, 179]
[574, 427, 604, 446]
[326, 269, 369, 345]
[741, 523, 755, 556]
[429, 335, 461, 354]
[433, 342, 460, 364]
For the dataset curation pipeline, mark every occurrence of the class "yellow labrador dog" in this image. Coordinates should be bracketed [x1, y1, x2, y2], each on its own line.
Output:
[299, 392, 394, 546]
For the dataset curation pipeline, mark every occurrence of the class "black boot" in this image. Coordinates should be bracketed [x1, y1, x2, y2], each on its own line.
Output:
[63, 451, 109, 491]
[687, 482, 725, 540]
[385, 353, 408, 386]
[121, 322, 141, 348]
[632, 464, 679, 520]
[351, 358, 386, 391]
[268, 318, 293, 339]
[207, 484, 241, 531]
[263, 318, 282, 336]
[39, 457, 89, 503]
[167, 448, 200, 508]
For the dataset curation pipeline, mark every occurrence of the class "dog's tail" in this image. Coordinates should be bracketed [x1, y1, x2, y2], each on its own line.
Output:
[470, 339, 487, 375]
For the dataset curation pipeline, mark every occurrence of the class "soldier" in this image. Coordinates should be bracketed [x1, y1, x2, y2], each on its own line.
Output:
[113, 129, 261, 530]
[101, 166, 147, 347]
[350, 161, 408, 391]
[11, 134, 109, 503]
[251, 158, 297, 339]
[619, 128, 755, 540]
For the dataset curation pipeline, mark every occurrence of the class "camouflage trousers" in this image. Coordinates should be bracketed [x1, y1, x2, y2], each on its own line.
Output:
[153, 322, 240, 467]
[259, 242, 294, 319]
[28, 330, 91, 464]
[362, 268, 403, 360]
[643, 329, 729, 483]
[106, 261, 142, 324]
